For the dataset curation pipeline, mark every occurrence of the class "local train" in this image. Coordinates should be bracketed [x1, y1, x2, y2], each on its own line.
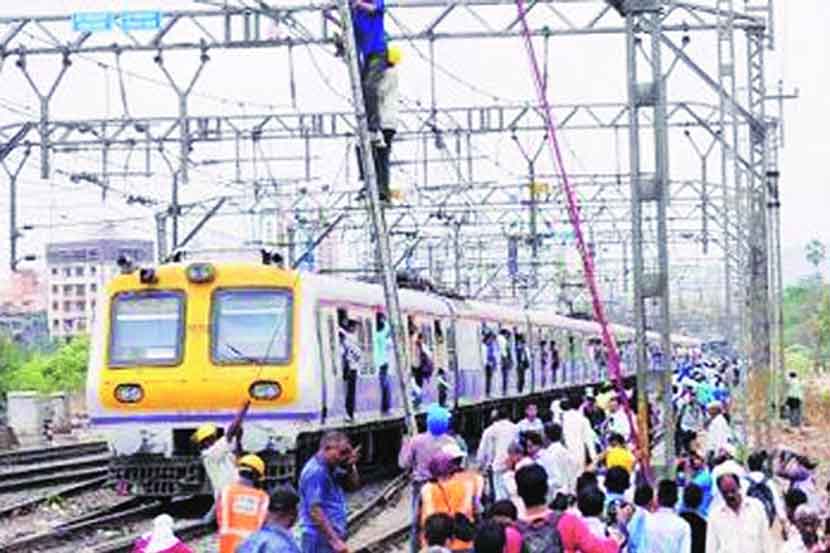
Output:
[86, 255, 699, 496]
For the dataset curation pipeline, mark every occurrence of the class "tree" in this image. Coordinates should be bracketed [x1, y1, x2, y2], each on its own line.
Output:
[7, 336, 89, 394]
[815, 290, 830, 371]
[806, 239, 827, 279]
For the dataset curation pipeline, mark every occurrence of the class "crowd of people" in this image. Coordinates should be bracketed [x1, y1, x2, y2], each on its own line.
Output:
[127, 350, 825, 553]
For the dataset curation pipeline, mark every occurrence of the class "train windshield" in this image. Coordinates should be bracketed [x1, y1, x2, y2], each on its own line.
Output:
[109, 290, 184, 366]
[212, 288, 293, 365]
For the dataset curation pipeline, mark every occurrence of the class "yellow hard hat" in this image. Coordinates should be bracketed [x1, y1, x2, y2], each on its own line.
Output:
[192, 423, 218, 444]
[388, 45, 402, 66]
[238, 454, 266, 478]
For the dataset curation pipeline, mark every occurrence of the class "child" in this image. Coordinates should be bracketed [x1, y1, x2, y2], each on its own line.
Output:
[422, 513, 454, 553]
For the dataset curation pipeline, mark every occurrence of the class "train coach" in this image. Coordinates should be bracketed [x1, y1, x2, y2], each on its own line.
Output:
[86, 254, 698, 496]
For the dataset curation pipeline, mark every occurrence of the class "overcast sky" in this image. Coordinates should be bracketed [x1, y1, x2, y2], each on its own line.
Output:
[0, 0, 826, 288]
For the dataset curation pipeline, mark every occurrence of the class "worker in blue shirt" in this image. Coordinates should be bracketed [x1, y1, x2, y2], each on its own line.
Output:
[351, 0, 387, 146]
[236, 487, 302, 553]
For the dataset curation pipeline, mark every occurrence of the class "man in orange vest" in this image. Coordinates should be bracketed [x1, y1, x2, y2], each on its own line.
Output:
[418, 443, 483, 552]
[217, 453, 269, 553]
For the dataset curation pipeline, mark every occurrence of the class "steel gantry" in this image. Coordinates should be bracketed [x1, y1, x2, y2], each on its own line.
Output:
[0, 0, 786, 437]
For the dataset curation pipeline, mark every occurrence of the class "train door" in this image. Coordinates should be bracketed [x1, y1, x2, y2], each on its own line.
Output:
[455, 318, 482, 403]
[318, 305, 344, 420]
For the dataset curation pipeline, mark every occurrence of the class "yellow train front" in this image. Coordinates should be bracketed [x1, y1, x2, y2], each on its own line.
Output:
[86, 260, 315, 496]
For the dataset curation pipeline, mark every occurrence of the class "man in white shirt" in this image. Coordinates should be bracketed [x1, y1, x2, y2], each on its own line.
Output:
[704, 401, 733, 459]
[561, 395, 597, 470]
[476, 408, 518, 500]
[644, 479, 691, 553]
[539, 422, 578, 496]
[706, 470, 774, 553]
[604, 395, 632, 443]
[517, 403, 544, 437]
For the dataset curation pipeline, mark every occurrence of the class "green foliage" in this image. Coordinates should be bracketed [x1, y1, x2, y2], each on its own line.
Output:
[782, 277, 830, 370]
[2, 336, 89, 395]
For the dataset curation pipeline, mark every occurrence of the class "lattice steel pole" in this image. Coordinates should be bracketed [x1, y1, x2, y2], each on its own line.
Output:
[334, 0, 417, 436]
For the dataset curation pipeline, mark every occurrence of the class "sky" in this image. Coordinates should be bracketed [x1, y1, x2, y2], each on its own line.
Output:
[0, 0, 827, 290]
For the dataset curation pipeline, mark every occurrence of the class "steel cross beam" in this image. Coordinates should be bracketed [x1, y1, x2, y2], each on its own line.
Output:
[0, 1, 767, 57]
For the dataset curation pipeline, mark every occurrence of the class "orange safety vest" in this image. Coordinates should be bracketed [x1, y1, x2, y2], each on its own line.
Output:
[419, 471, 483, 551]
[217, 482, 269, 553]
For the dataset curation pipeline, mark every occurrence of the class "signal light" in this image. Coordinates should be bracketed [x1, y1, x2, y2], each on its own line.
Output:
[139, 268, 158, 284]
[249, 381, 282, 401]
[114, 384, 144, 403]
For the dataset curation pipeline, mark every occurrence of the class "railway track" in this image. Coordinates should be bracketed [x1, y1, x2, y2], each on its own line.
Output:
[0, 453, 110, 493]
[0, 475, 109, 517]
[354, 523, 409, 553]
[0, 441, 108, 466]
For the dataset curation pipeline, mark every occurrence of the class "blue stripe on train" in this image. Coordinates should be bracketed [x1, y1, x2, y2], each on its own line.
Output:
[90, 411, 319, 425]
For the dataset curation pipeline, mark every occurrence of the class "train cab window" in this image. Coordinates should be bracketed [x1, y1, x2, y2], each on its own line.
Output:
[212, 289, 292, 364]
[109, 290, 184, 367]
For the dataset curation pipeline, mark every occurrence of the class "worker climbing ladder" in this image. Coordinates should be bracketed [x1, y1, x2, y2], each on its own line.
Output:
[333, 0, 418, 438]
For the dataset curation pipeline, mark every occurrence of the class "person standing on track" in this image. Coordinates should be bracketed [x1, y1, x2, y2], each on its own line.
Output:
[299, 431, 361, 553]
[192, 399, 250, 522]
[561, 395, 597, 471]
[217, 454, 270, 553]
[236, 487, 302, 553]
[517, 403, 544, 438]
[399, 404, 455, 553]
[786, 371, 805, 429]
[131, 514, 193, 553]
[477, 407, 519, 502]
[706, 469, 774, 553]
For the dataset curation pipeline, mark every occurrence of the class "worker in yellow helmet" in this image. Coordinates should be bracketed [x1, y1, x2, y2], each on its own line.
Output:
[192, 399, 251, 522]
[217, 453, 270, 553]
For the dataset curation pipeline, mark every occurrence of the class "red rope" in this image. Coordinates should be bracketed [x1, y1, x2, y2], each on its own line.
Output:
[513, 0, 647, 468]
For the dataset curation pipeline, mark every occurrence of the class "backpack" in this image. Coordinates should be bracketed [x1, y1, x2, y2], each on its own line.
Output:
[745, 476, 777, 527]
[515, 512, 563, 553]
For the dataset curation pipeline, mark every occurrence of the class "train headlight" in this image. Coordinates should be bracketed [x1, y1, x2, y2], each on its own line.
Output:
[114, 384, 144, 403]
[249, 381, 281, 401]
[186, 263, 215, 283]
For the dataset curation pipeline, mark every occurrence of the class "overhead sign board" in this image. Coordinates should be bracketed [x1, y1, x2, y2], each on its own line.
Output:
[72, 10, 162, 33]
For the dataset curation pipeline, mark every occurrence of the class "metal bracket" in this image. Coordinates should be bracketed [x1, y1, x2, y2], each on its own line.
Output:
[635, 81, 658, 107]
[641, 271, 666, 298]
[637, 175, 660, 201]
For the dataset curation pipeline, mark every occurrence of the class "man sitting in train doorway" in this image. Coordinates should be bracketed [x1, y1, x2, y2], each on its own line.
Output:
[374, 312, 392, 414]
[339, 317, 363, 422]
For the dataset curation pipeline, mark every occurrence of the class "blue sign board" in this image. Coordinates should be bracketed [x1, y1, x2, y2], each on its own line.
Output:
[72, 10, 162, 33]
[72, 12, 114, 32]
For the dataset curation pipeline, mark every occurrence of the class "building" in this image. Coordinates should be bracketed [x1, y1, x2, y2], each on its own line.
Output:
[46, 239, 154, 339]
[0, 269, 47, 313]
[0, 310, 48, 345]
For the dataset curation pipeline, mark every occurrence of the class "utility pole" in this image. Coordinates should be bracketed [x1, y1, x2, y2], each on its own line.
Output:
[334, 0, 417, 436]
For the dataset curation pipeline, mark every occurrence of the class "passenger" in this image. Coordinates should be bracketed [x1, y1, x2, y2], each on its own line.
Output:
[539, 340, 549, 388]
[679, 484, 707, 553]
[298, 431, 361, 553]
[643, 479, 691, 553]
[500, 440, 527, 513]
[539, 422, 578, 497]
[515, 333, 530, 393]
[704, 400, 732, 461]
[131, 514, 193, 553]
[236, 487, 302, 553]
[422, 512, 454, 553]
[339, 318, 363, 422]
[485, 500, 524, 553]
[682, 451, 713, 518]
[627, 484, 654, 553]
[436, 367, 450, 408]
[786, 371, 805, 429]
[744, 450, 783, 529]
[191, 399, 250, 522]
[601, 433, 635, 476]
[676, 381, 705, 455]
[706, 469, 774, 553]
[418, 446, 482, 552]
[582, 394, 606, 434]
[484, 330, 499, 397]
[782, 505, 821, 553]
[217, 454, 270, 553]
[561, 395, 597, 471]
[577, 486, 607, 539]
[350, 0, 387, 147]
[473, 520, 507, 553]
[778, 450, 821, 512]
[400, 404, 456, 553]
[517, 403, 544, 437]
[550, 340, 560, 384]
[477, 408, 518, 502]
[514, 464, 624, 553]
[374, 312, 392, 414]
[602, 466, 630, 510]
[602, 395, 631, 443]
[498, 329, 513, 395]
